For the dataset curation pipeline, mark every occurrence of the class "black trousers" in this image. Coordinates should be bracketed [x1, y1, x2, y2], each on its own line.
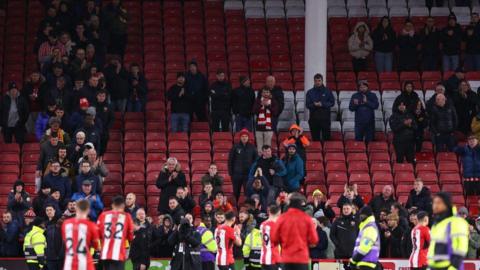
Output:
[232, 175, 247, 200]
[192, 101, 207, 121]
[412, 267, 427, 270]
[282, 264, 309, 270]
[464, 181, 480, 196]
[218, 265, 235, 270]
[309, 118, 331, 141]
[3, 126, 25, 144]
[27, 263, 41, 270]
[108, 33, 127, 57]
[394, 140, 415, 163]
[211, 111, 231, 132]
[263, 265, 281, 270]
[47, 260, 63, 270]
[202, 261, 215, 270]
[102, 260, 124, 270]
[353, 58, 367, 72]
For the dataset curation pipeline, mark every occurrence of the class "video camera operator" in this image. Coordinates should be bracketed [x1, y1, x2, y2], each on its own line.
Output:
[168, 216, 202, 270]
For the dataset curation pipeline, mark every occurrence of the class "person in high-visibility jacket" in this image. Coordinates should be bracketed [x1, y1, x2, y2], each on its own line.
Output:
[196, 218, 217, 270]
[23, 217, 46, 270]
[350, 206, 380, 270]
[428, 192, 469, 270]
[243, 227, 263, 269]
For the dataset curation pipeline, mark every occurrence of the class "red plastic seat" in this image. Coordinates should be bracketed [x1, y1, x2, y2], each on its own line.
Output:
[191, 140, 211, 153]
[436, 152, 457, 163]
[323, 141, 344, 152]
[393, 163, 414, 173]
[103, 185, 123, 195]
[304, 171, 326, 184]
[324, 152, 346, 163]
[370, 152, 390, 163]
[439, 173, 461, 184]
[370, 162, 391, 173]
[396, 184, 412, 195]
[124, 141, 145, 153]
[348, 161, 369, 174]
[124, 161, 145, 173]
[123, 172, 145, 184]
[441, 184, 463, 194]
[168, 141, 189, 153]
[437, 161, 459, 173]
[349, 173, 370, 184]
[191, 153, 212, 162]
[124, 185, 146, 195]
[415, 162, 437, 173]
[345, 140, 366, 153]
[416, 172, 438, 184]
[367, 142, 389, 153]
[306, 152, 323, 162]
[306, 161, 325, 172]
[372, 172, 394, 184]
[394, 172, 416, 184]
[326, 172, 348, 184]
[347, 153, 368, 162]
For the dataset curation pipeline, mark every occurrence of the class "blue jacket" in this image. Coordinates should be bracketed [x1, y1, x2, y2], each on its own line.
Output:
[75, 172, 102, 195]
[349, 91, 379, 125]
[246, 176, 270, 210]
[455, 145, 480, 178]
[0, 220, 20, 256]
[306, 85, 335, 116]
[42, 173, 72, 201]
[248, 157, 287, 182]
[35, 112, 50, 141]
[71, 192, 104, 221]
[282, 154, 305, 192]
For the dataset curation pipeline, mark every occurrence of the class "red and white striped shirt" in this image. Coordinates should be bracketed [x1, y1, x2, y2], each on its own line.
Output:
[97, 210, 134, 261]
[62, 218, 100, 270]
[260, 220, 279, 265]
[409, 225, 430, 268]
[214, 224, 235, 266]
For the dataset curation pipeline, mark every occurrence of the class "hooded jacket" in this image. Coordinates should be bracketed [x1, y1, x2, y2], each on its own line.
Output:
[282, 153, 305, 192]
[348, 22, 374, 59]
[228, 141, 258, 176]
[389, 110, 417, 143]
[393, 90, 421, 114]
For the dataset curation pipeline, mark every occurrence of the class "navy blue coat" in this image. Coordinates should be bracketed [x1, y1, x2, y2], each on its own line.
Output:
[306, 86, 335, 120]
[349, 91, 379, 125]
[0, 220, 20, 256]
[42, 173, 72, 201]
[75, 171, 102, 195]
[455, 145, 480, 178]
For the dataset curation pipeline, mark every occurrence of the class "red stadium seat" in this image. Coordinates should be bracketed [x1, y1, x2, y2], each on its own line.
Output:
[372, 172, 394, 184]
[345, 140, 366, 153]
[326, 172, 348, 184]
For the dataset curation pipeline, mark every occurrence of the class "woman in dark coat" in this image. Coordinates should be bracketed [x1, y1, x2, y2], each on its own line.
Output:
[156, 158, 187, 214]
[168, 218, 202, 270]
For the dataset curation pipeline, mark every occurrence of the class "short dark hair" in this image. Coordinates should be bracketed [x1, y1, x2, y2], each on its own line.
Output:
[268, 204, 280, 215]
[80, 159, 90, 166]
[417, 211, 429, 221]
[58, 145, 67, 151]
[202, 215, 212, 222]
[261, 145, 271, 151]
[314, 73, 323, 80]
[289, 192, 306, 209]
[318, 216, 330, 226]
[168, 196, 179, 203]
[225, 211, 236, 221]
[215, 209, 225, 216]
[112, 195, 125, 207]
[50, 159, 60, 165]
[76, 199, 90, 212]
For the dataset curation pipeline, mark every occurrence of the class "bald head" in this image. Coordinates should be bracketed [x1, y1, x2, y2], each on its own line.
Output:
[126, 193, 136, 207]
[266, 76, 276, 89]
[382, 185, 393, 199]
[435, 93, 446, 107]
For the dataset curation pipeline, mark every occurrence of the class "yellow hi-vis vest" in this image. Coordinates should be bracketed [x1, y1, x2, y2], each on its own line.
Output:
[23, 225, 46, 266]
[428, 215, 469, 270]
[243, 228, 262, 268]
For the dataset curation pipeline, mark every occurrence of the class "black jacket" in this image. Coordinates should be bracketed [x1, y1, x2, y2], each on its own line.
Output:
[232, 85, 255, 117]
[209, 80, 232, 113]
[453, 90, 478, 135]
[167, 84, 192, 114]
[48, 86, 72, 112]
[94, 101, 115, 131]
[130, 222, 153, 265]
[156, 168, 187, 214]
[168, 227, 202, 270]
[372, 23, 397, 52]
[310, 227, 328, 259]
[393, 91, 421, 114]
[308, 201, 336, 220]
[419, 26, 441, 55]
[382, 225, 405, 258]
[389, 110, 417, 143]
[464, 29, 480, 54]
[185, 72, 208, 102]
[337, 195, 364, 210]
[0, 94, 29, 129]
[429, 104, 458, 134]
[45, 221, 64, 261]
[265, 86, 284, 116]
[397, 33, 419, 59]
[406, 187, 433, 214]
[441, 24, 463, 55]
[151, 225, 174, 258]
[104, 65, 130, 100]
[330, 214, 358, 259]
[228, 142, 258, 176]
[178, 196, 196, 214]
[369, 194, 396, 219]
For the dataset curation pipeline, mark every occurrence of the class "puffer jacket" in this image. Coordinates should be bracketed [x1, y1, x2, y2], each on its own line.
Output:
[393, 90, 421, 114]
[389, 111, 417, 143]
[348, 22, 374, 59]
[429, 104, 458, 134]
[282, 154, 305, 192]
[455, 145, 480, 178]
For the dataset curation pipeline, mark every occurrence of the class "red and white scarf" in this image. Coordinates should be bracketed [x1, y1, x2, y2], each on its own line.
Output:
[258, 98, 272, 130]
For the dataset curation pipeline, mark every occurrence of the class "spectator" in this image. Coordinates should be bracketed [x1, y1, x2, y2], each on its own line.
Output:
[232, 76, 255, 131]
[310, 218, 328, 259]
[185, 60, 208, 121]
[125, 193, 139, 218]
[196, 214, 217, 270]
[0, 211, 20, 257]
[104, 55, 129, 113]
[69, 74, 90, 114]
[156, 158, 187, 214]
[7, 180, 32, 223]
[348, 22, 373, 72]
[35, 100, 57, 141]
[72, 23, 90, 50]
[337, 184, 365, 210]
[445, 67, 465, 97]
[406, 179, 432, 214]
[23, 71, 47, 133]
[152, 214, 174, 258]
[202, 202, 215, 226]
[43, 146, 74, 180]
[397, 20, 419, 71]
[40, 117, 71, 146]
[330, 202, 359, 259]
[468, 220, 480, 259]
[282, 124, 310, 166]
[71, 179, 104, 221]
[209, 69, 232, 132]
[48, 76, 72, 114]
[264, 76, 285, 131]
[318, 217, 335, 259]
[165, 197, 185, 225]
[44, 189, 63, 216]
[453, 80, 478, 135]
[393, 81, 421, 114]
[464, 25, 480, 71]
[86, 149, 108, 178]
[228, 129, 258, 200]
[0, 82, 29, 144]
[168, 72, 191, 132]
[245, 176, 270, 212]
[44, 205, 63, 270]
[74, 111, 102, 153]
[413, 99, 428, 153]
[253, 89, 280, 152]
[200, 163, 224, 193]
[454, 135, 480, 195]
[38, 34, 66, 66]
[372, 16, 396, 72]
[130, 208, 153, 270]
[62, 200, 76, 219]
[282, 144, 305, 193]
[389, 102, 417, 163]
[382, 213, 405, 258]
[213, 191, 234, 213]
[349, 81, 379, 142]
[471, 112, 480, 140]
[127, 63, 148, 112]
[308, 189, 335, 220]
[68, 98, 91, 131]
[94, 89, 114, 156]
[214, 209, 226, 228]
[248, 145, 286, 201]
[70, 48, 90, 78]
[419, 16, 441, 70]
[239, 207, 256, 242]
[306, 73, 335, 141]
[75, 160, 102, 195]
[198, 183, 214, 208]
[37, 135, 63, 175]
[102, 0, 128, 56]
[426, 83, 452, 114]
[441, 14, 462, 71]
[369, 185, 396, 219]
[430, 93, 457, 152]
[176, 187, 196, 214]
[42, 160, 72, 204]
[33, 183, 51, 218]
[68, 131, 86, 163]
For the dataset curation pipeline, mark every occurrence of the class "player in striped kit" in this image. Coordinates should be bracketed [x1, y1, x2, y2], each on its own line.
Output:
[97, 196, 135, 270]
[410, 211, 430, 270]
[214, 211, 242, 270]
[260, 205, 281, 270]
[61, 199, 101, 270]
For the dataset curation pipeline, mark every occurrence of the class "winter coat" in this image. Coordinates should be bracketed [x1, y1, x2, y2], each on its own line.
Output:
[337, 195, 365, 210]
[308, 201, 336, 220]
[369, 194, 396, 219]
[178, 196, 196, 215]
[151, 223, 174, 258]
[445, 74, 462, 97]
[310, 226, 328, 259]
[185, 72, 208, 103]
[455, 145, 480, 178]
[248, 156, 287, 186]
[48, 86, 72, 111]
[130, 222, 153, 265]
[228, 142, 258, 176]
[37, 141, 63, 171]
[372, 20, 397, 53]
[429, 104, 458, 135]
[0, 93, 29, 129]
[104, 65, 129, 100]
[71, 192, 104, 221]
[200, 173, 224, 192]
[74, 171, 102, 195]
[306, 85, 335, 119]
[393, 91, 421, 114]
[419, 26, 441, 55]
[453, 90, 478, 135]
[168, 84, 192, 114]
[94, 101, 115, 131]
[467, 229, 480, 259]
[389, 110, 417, 143]
[330, 214, 358, 258]
[383, 225, 405, 258]
[209, 80, 232, 113]
[246, 176, 270, 210]
[232, 85, 256, 117]
[282, 154, 305, 192]
[0, 220, 20, 256]
[349, 91, 379, 125]
[23, 79, 48, 112]
[42, 173, 72, 201]
[156, 164, 187, 214]
[348, 22, 374, 59]
[32, 193, 49, 218]
[7, 190, 31, 222]
[269, 86, 285, 116]
[464, 29, 480, 55]
[398, 31, 419, 63]
[168, 228, 202, 270]
[102, 3, 128, 35]
[406, 187, 433, 214]
[35, 112, 51, 141]
[45, 221, 64, 261]
[441, 24, 463, 55]
[74, 123, 102, 153]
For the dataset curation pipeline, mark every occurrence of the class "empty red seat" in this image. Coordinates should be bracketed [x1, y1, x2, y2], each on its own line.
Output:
[442, 184, 463, 194]
[191, 153, 211, 162]
[396, 184, 412, 195]
[370, 162, 391, 173]
[124, 161, 145, 173]
[347, 153, 368, 162]
[348, 161, 369, 174]
[168, 141, 189, 152]
[328, 184, 345, 194]
[191, 140, 211, 153]
[393, 163, 414, 173]
[306, 161, 325, 172]
[436, 152, 457, 162]
[415, 162, 436, 173]
[103, 185, 123, 195]
[439, 173, 461, 184]
[345, 141, 366, 153]
[213, 141, 232, 151]
[326, 172, 348, 184]
[368, 142, 388, 153]
[349, 173, 370, 184]
[124, 172, 145, 183]
[304, 171, 326, 184]
[370, 152, 390, 163]
[395, 172, 416, 184]
[324, 141, 344, 152]
[324, 152, 346, 163]
[437, 162, 459, 173]
[416, 172, 438, 184]
[372, 172, 394, 184]
[306, 152, 323, 162]
[124, 141, 145, 152]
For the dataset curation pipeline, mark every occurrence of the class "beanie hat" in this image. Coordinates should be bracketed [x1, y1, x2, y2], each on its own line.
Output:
[48, 117, 61, 126]
[24, 209, 36, 218]
[238, 128, 250, 138]
[79, 98, 89, 108]
[86, 106, 96, 116]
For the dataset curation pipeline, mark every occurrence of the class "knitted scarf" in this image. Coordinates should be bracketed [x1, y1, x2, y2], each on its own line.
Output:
[257, 98, 272, 130]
